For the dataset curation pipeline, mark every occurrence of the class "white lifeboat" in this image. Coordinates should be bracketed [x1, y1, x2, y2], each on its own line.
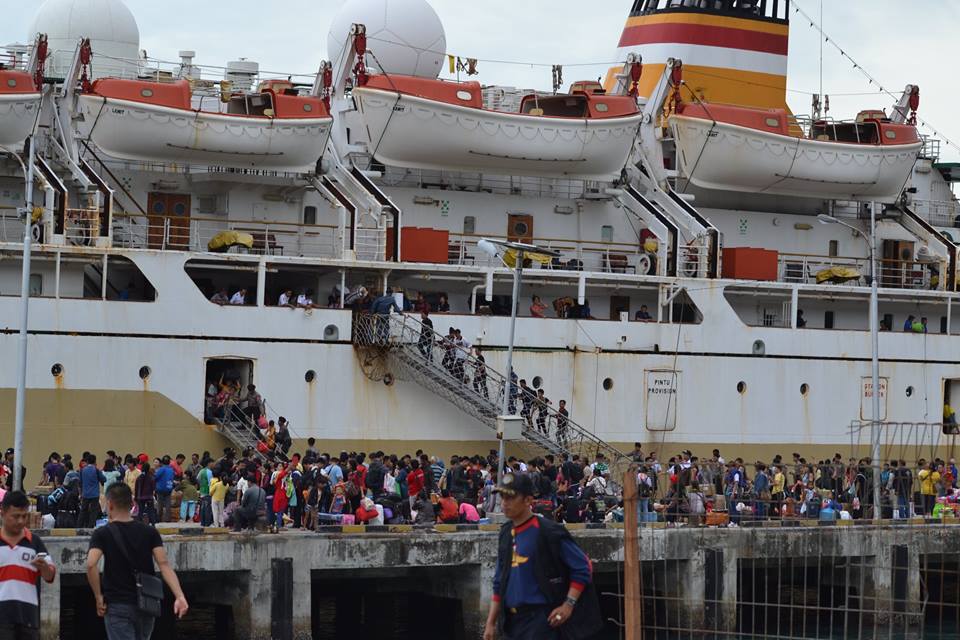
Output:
[670, 103, 922, 201]
[78, 78, 333, 170]
[353, 75, 642, 180]
[0, 70, 41, 148]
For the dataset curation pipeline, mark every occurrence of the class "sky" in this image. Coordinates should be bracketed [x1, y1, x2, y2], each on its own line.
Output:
[4, 0, 960, 159]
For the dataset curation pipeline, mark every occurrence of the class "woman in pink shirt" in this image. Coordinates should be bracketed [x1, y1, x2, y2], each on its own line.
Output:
[459, 501, 480, 523]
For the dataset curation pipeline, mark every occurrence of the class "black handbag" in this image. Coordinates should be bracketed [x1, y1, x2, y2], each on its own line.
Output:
[106, 523, 165, 618]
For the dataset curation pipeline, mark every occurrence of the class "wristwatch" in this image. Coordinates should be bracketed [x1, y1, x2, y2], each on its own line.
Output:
[565, 596, 578, 608]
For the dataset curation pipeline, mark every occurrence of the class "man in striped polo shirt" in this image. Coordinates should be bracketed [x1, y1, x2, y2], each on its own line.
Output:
[0, 491, 56, 639]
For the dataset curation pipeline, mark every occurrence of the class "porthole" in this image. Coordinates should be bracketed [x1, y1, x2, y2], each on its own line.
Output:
[906, 386, 914, 397]
[305, 370, 316, 383]
[737, 381, 747, 394]
[51, 363, 64, 377]
[800, 383, 809, 396]
[383, 373, 394, 386]
[595, 103, 609, 113]
[885, 130, 897, 140]
[323, 324, 339, 341]
[7, 79, 17, 88]
[138, 366, 151, 380]
[602, 378, 614, 391]
[303, 103, 313, 112]
[765, 117, 780, 128]
[140, 88, 154, 98]
[456, 90, 473, 101]
[752, 340, 766, 356]
[532, 376, 543, 389]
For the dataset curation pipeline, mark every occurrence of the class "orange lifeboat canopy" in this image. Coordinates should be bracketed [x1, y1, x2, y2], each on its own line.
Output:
[0, 70, 40, 94]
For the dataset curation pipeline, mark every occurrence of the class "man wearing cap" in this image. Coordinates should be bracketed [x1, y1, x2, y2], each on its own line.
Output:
[483, 473, 601, 640]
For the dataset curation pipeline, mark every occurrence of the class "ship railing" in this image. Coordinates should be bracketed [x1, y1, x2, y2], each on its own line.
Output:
[0, 208, 24, 243]
[111, 212, 341, 257]
[378, 165, 590, 200]
[446, 232, 659, 275]
[677, 236, 712, 278]
[777, 252, 936, 290]
[353, 311, 629, 471]
[64, 208, 100, 247]
[909, 198, 959, 228]
[354, 227, 386, 262]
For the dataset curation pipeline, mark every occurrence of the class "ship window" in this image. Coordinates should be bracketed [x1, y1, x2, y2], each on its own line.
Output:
[305, 370, 316, 383]
[532, 376, 543, 389]
[824, 311, 835, 329]
[51, 363, 64, 377]
[7, 78, 17, 88]
[601, 225, 613, 243]
[828, 240, 838, 257]
[595, 103, 609, 113]
[303, 205, 317, 225]
[463, 216, 476, 235]
[140, 88, 154, 98]
[139, 366, 151, 380]
[456, 90, 473, 101]
[765, 117, 780, 128]
[800, 383, 810, 396]
[303, 103, 313, 112]
[885, 130, 897, 140]
[603, 378, 614, 391]
[29, 274, 42, 297]
[737, 381, 747, 394]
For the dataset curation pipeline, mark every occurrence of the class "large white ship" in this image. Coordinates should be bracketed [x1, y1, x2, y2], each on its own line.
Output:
[1, 0, 958, 469]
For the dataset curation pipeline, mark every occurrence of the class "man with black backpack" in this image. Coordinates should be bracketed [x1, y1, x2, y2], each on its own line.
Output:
[483, 473, 602, 640]
[86, 483, 189, 639]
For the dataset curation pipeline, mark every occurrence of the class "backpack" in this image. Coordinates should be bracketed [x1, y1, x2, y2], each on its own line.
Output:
[345, 480, 359, 500]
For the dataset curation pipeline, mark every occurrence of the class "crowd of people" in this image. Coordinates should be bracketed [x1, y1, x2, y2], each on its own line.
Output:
[4, 443, 960, 533]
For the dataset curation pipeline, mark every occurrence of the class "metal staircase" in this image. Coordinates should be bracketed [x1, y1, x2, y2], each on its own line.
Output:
[353, 312, 627, 469]
[211, 401, 268, 462]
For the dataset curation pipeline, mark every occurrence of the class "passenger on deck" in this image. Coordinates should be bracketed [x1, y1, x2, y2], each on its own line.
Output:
[436, 294, 450, 313]
[297, 289, 321, 310]
[903, 315, 915, 331]
[635, 305, 652, 321]
[530, 295, 548, 318]
[796, 309, 807, 328]
[210, 289, 229, 305]
[413, 292, 430, 314]
[278, 289, 295, 308]
[229, 288, 247, 305]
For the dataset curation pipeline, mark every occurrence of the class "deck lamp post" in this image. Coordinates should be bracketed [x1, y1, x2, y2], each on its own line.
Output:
[818, 209, 881, 520]
[1, 139, 35, 492]
[477, 238, 560, 486]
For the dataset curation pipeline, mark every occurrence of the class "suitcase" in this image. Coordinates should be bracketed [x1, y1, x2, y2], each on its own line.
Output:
[706, 511, 729, 527]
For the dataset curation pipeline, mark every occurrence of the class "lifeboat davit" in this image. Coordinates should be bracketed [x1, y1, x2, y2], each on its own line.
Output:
[0, 70, 40, 148]
[78, 79, 333, 170]
[353, 75, 642, 179]
[670, 103, 922, 201]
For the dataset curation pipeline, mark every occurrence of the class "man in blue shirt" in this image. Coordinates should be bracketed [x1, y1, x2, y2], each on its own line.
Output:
[78, 454, 106, 528]
[484, 473, 601, 640]
[154, 457, 175, 523]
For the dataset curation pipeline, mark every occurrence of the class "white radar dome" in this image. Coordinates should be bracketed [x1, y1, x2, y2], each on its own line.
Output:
[30, 0, 140, 80]
[327, 0, 446, 79]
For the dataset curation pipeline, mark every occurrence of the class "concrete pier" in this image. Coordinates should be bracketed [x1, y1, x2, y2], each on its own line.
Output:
[37, 522, 960, 639]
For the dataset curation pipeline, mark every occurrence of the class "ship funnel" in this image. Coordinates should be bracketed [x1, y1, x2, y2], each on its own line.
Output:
[606, 0, 790, 111]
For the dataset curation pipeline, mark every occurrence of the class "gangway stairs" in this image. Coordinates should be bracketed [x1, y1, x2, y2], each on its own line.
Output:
[353, 313, 628, 470]
[211, 401, 270, 463]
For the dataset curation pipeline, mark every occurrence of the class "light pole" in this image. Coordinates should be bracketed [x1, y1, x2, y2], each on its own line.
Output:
[478, 238, 560, 483]
[818, 209, 881, 520]
[2, 139, 35, 492]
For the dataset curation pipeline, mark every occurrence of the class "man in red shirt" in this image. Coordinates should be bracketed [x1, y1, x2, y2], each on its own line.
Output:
[437, 490, 459, 524]
[0, 491, 56, 639]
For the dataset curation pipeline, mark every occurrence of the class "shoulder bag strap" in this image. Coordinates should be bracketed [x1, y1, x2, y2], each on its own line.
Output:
[105, 522, 137, 570]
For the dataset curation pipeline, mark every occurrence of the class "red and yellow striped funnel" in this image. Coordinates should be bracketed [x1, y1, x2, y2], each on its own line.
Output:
[607, 2, 790, 111]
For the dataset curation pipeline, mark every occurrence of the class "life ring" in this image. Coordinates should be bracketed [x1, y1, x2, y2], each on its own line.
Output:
[636, 253, 653, 276]
[30, 224, 42, 242]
